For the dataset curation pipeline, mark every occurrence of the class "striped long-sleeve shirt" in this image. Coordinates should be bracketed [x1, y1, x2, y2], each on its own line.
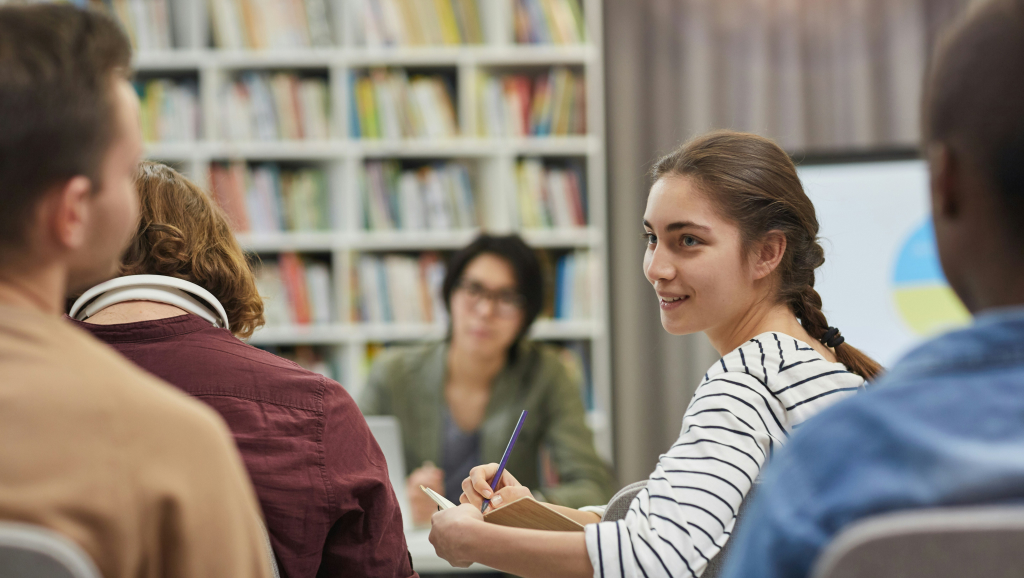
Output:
[584, 332, 866, 578]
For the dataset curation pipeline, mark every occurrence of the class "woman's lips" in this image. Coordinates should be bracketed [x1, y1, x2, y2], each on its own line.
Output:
[659, 295, 690, 310]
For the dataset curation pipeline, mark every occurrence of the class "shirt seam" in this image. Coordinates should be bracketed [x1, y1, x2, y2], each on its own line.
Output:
[189, 391, 319, 412]
[314, 374, 336, 536]
[83, 324, 207, 343]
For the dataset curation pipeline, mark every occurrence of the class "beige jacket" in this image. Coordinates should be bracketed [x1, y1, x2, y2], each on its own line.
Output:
[0, 304, 272, 578]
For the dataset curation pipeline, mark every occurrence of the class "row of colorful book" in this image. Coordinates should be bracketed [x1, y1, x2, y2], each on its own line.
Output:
[553, 250, 593, 320]
[209, 0, 333, 50]
[513, 0, 586, 44]
[361, 161, 477, 231]
[210, 162, 330, 233]
[355, 253, 448, 324]
[359, 0, 484, 47]
[350, 69, 458, 139]
[514, 159, 587, 228]
[136, 78, 199, 142]
[256, 253, 334, 325]
[218, 72, 330, 141]
[477, 67, 586, 137]
[97, 0, 174, 51]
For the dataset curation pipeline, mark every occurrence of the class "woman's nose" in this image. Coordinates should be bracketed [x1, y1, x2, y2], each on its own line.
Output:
[473, 296, 497, 317]
[644, 244, 675, 283]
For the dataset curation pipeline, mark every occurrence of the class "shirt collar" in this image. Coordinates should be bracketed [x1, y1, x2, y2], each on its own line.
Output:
[71, 313, 217, 343]
[883, 305, 1024, 383]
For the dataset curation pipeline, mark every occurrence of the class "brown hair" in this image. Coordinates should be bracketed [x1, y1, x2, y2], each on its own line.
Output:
[652, 130, 883, 380]
[120, 162, 265, 338]
[0, 4, 131, 252]
[924, 0, 1024, 243]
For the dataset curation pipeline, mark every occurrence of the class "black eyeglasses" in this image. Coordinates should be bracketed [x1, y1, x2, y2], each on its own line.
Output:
[455, 280, 526, 317]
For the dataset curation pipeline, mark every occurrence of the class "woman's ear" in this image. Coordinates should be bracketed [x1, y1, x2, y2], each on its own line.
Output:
[751, 231, 786, 281]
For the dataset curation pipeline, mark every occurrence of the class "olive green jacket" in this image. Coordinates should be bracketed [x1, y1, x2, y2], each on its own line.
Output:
[358, 340, 614, 508]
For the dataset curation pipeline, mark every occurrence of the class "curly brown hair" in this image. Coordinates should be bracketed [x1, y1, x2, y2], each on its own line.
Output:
[119, 161, 265, 338]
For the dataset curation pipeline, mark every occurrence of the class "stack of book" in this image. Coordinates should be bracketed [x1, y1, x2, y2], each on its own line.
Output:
[358, 0, 484, 46]
[101, 0, 174, 51]
[209, 162, 330, 233]
[208, 0, 333, 49]
[514, 159, 587, 228]
[218, 72, 330, 141]
[256, 253, 333, 326]
[513, 0, 586, 44]
[136, 79, 199, 142]
[553, 250, 592, 320]
[350, 69, 458, 139]
[477, 67, 586, 137]
[361, 161, 477, 231]
[354, 253, 447, 324]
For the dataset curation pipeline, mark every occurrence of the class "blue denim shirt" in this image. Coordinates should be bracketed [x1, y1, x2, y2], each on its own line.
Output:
[721, 307, 1024, 578]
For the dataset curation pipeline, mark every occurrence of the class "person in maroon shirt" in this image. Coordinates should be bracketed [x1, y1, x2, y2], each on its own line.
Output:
[70, 161, 417, 578]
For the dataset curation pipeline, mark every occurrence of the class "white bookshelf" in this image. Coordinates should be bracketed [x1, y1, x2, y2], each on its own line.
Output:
[134, 0, 612, 463]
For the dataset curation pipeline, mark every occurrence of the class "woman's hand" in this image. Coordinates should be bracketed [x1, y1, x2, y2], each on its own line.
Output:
[407, 461, 445, 527]
[460, 463, 535, 511]
[428, 504, 485, 568]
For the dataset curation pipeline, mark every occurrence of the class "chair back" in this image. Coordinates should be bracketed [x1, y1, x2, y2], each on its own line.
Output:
[0, 522, 101, 578]
[811, 505, 1024, 578]
[601, 480, 648, 523]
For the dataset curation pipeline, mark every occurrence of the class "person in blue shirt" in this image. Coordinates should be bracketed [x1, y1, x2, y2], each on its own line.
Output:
[721, 1, 1024, 577]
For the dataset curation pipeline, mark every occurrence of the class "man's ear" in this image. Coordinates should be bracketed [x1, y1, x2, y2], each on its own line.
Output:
[928, 143, 960, 221]
[46, 176, 93, 251]
[752, 230, 787, 281]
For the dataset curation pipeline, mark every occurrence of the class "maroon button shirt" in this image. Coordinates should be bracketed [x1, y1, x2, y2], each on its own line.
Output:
[74, 314, 416, 578]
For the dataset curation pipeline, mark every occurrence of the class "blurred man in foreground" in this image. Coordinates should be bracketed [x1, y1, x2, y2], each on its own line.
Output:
[0, 5, 272, 577]
[722, 1, 1024, 576]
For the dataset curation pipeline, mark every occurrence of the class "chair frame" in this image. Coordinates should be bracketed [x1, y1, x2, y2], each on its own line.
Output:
[0, 522, 101, 578]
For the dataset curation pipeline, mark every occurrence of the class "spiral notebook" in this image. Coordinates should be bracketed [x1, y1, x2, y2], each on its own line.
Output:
[419, 485, 584, 532]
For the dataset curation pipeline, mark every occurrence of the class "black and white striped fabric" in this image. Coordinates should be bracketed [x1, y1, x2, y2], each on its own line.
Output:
[584, 332, 865, 578]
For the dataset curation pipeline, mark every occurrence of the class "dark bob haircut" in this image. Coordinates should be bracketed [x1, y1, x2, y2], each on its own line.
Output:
[442, 233, 543, 343]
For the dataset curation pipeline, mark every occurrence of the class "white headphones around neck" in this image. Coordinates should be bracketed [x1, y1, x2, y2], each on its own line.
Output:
[69, 274, 231, 330]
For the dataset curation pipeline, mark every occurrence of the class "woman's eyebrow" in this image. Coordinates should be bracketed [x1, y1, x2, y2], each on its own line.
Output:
[643, 219, 711, 232]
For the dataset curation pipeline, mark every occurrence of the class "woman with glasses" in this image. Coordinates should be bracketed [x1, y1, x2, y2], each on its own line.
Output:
[359, 234, 614, 527]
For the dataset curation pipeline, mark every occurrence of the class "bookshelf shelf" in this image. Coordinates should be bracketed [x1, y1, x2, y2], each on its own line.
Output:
[246, 319, 601, 346]
[133, 46, 597, 71]
[133, 0, 613, 464]
[146, 138, 597, 162]
[237, 228, 599, 253]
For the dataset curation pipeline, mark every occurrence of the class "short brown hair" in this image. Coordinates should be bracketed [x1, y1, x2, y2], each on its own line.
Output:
[0, 4, 131, 251]
[653, 130, 883, 380]
[924, 0, 1024, 239]
[120, 162, 265, 338]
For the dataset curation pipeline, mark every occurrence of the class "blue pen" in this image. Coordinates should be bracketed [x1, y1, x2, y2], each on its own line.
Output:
[481, 409, 528, 513]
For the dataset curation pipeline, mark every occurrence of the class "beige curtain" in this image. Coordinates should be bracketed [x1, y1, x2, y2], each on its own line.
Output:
[603, 0, 972, 485]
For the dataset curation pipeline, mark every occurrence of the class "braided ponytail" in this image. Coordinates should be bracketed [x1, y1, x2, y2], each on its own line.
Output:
[792, 285, 882, 380]
[652, 130, 883, 381]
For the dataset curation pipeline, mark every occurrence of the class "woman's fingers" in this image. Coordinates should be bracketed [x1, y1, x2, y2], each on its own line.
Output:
[487, 485, 534, 510]
[461, 476, 485, 508]
[468, 463, 500, 499]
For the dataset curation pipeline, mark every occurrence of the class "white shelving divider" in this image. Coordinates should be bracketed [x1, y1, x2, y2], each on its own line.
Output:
[136, 0, 612, 464]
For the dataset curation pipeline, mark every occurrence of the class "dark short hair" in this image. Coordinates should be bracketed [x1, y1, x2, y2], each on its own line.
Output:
[442, 234, 543, 343]
[0, 4, 131, 253]
[924, 0, 1024, 240]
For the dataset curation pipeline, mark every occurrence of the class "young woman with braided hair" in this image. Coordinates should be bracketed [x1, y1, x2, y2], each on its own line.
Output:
[427, 130, 881, 578]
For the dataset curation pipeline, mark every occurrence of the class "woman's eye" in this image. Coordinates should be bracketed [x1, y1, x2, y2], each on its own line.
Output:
[642, 232, 657, 245]
[682, 235, 699, 247]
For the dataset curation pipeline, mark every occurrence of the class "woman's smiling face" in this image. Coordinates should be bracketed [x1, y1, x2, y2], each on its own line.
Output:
[643, 174, 761, 336]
